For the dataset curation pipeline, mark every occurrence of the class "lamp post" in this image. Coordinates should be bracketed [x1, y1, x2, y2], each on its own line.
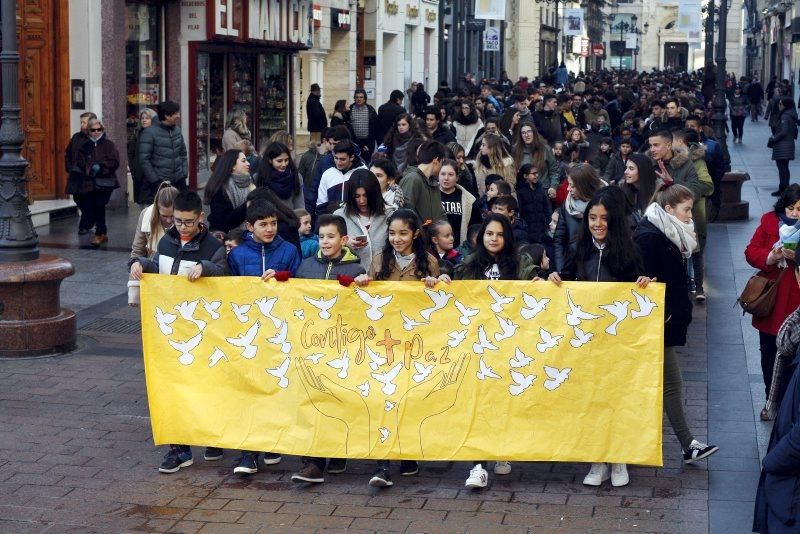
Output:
[0, 0, 76, 356]
[711, 0, 729, 156]
[609, 14, 645, 71]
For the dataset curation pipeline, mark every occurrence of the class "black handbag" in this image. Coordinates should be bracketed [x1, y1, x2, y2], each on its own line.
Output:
[93, 176, 118, 190]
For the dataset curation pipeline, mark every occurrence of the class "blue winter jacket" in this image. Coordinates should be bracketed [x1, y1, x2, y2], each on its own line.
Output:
[227, 232, 301, 277]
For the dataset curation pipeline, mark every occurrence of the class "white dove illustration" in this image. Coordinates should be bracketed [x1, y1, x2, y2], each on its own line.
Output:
[543, 366, 571, 391]
[201, 299, 221, 320]
[303, 295, 338, 320]
[372, 362, 403, 395]
[570, 325, 594, 348]
[566, 291, 601, 326]
[266, 357, 291, 388]
[509, 371, 536, 396]
[454, 299, 479, 326]
[385, 400, 396, 411]
[305, 353, 325, 364]
[476, 356, 501, 380]
[494, 315, 519, 342]
[536, 327, 563, 353]
[225, 320, 261, 359]
[630, 290, 658, 319]
[155, 307, 177, 336]
[366, 346, 386, 371]
[520, 293, 550, 320]
[254, 297, 282, 328]
[420, 288, 453, 321]
[168, 332, 203, 366]
[327, 350, 350, 379]
[354, 287, 393, 320]
[447, 329, 468, 348]
[357, 381, 370, 397]
[487, 285, 515, 313]
[379, 427, 390, 443]
[208, 347, 229, 367]
[231, 302, 251, 323]
[412, 362, 434, 383]
[509, 348, 534, 368]
[294, 309, 305, 320]
[267, 320, 292, 354]
[599, 300, 630, 335]
[175, 300, 207, 331]
[472, 325, 499, 354]
[401, 311, 428, 331]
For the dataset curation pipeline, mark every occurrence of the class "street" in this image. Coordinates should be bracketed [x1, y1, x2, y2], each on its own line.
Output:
[1, 119, 798, 533]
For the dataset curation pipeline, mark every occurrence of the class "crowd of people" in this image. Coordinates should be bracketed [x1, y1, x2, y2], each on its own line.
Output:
[65, 65, 800, 527]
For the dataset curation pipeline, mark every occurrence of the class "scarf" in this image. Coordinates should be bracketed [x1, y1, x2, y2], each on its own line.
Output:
[268, 168, 297, 200]
[644, 202, 697, 258]
[394, 251, 415, 271]
[225, 173, 252, 209]
[565, 193, 588, 219]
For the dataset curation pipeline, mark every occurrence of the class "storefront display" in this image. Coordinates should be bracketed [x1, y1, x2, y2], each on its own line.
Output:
[126, 3, 162, 108]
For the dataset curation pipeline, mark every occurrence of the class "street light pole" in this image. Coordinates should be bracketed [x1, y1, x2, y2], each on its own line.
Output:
[711, 0, 729, 153]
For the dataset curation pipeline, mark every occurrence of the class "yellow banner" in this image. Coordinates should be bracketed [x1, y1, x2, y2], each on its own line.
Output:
[141, 275, 665, 466]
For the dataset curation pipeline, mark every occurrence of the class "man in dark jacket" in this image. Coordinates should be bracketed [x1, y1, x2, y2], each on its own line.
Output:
[747, 75, 765, 122]
[376, 90, 406, 143]
[533, 94, 563, 145]
[648, 130, 704, 201]
[138, 100, 188, 203]
[424, 107, 455, 144]
[769, 99, 799, 195]
[306, 84, 327, 144]
[347, 88, 379, 163]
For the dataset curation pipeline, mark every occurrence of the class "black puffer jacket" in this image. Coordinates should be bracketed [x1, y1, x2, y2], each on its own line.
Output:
[770, 109, 798, 161]
[516, 180, 551, 245]
[137, 122, 188, 186]
[553, 204, 583, 273]
[633, 218, 692, 347]
[135, 226, 227, 277]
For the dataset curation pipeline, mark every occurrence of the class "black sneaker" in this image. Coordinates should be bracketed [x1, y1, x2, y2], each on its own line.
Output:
[400, 460, 419, 476]
[695, 291, 706, 303]
[291, 462, 324, 483]
[683, 440, 719, 464]
[234, 452, 258, 475]
[369, 468, 393, 487]
[159, 446, 193, 474]
[262, 452, 282, 465]
[204, 447, 223, 461]
[327, 458, 347, 474]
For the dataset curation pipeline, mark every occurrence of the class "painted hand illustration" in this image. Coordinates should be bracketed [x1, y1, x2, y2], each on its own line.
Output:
[372, 361, 403, 395]
[366, 346, 386, 371]
[231, 302, 251, 323]
[447, 329, 468, 348]
[599, 300, 629, 335]
[155, 307, 177, 336]
[254, 297, 282, 328]
[397, 353, 470, 458]
[520, 293, 549, 320]
[509, 370, 536, 396]
[630, 290, 657, 319]
[509, 347, 534, 368]
[225, 320, 260, 359]
[570, 325, 594, 348]
[566, 290, 601, 326]
[543, 366, 571, 390]
[168, 332, 203, 366]
[201, 298, 222, 320]
[304, 294, 338, 320]
[327, 349, 350, 379]
[476, 356, 501, 380]
[536, 327, 563, 353]
[420, 288, 453, 321]
[296, 358, 371, 455]
[208, 347, 228, 367]
[412, 362, 434, 383]
[401, 311, 428, 331]
[266, 356, 291, 388]
[354, 287, 393, 320]
[267, 320, 292, 354]
[175, 300, 207, 331]
[494, 315, 519, 342]
[488, 285, 515, 313]
[473, 325, 498, 354]
[454, 299, 479, 326]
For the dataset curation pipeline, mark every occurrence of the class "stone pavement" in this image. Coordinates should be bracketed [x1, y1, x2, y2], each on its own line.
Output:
[0, 119, 797, 533]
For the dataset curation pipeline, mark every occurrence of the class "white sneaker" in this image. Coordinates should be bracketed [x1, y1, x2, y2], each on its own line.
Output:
[493, 461, 511, 475]
[582, 463, 610, 486]
[465, 464, 488, 489]
[611, 463, 629, 487]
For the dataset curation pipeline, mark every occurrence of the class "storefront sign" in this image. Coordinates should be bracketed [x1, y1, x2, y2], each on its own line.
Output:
[592, 43, 605, 56]
[313, 4, 322, 28]
[249, 0, 314, 48]
[331, 8, 351, 31]
[483, 27, 500, 51]
[212, 0, 242, 37]
[181, 0, 208, 41]
[580, 37, 590, 57]
[474, 0, 505, 20]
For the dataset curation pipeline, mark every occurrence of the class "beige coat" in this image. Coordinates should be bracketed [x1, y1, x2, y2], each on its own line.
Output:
[473, 156, 517, 196]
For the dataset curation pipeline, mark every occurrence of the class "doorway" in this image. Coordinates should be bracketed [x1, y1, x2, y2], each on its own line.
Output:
[663, 42, 689, 71]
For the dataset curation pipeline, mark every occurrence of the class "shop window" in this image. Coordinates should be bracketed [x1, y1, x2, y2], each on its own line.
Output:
[258, 54, 288, 148]
[126, 3, 162, 109]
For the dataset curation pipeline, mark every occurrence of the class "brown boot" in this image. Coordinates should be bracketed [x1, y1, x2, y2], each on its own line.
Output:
[90, 234, 108, 247]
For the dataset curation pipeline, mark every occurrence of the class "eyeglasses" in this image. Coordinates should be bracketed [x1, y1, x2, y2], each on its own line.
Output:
[174, 218, 199, 228]
[90, 128, 104, 132]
